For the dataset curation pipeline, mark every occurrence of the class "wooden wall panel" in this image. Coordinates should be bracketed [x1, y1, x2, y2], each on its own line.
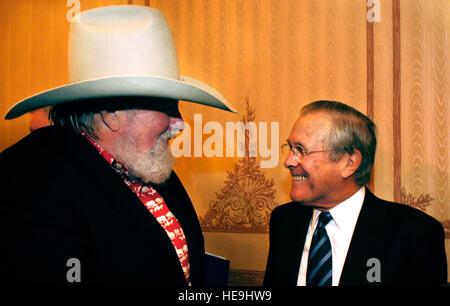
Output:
[1, 0, 448, 279]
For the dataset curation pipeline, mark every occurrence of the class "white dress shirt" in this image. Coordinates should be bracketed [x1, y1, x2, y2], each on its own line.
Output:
[297, 186, 365, 286]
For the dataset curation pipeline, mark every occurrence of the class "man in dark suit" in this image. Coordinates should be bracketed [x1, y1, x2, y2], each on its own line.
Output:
[0, 6, 236, 286]
[264, 100, 447, 286]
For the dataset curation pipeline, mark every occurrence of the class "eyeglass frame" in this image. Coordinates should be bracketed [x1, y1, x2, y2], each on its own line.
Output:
[281, 142, 333, 159]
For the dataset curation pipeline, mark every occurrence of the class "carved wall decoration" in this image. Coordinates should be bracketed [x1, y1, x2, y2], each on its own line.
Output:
[400, 187, 450, 239]
[400, 187, 433, 211]
[199, 98, 278, 233]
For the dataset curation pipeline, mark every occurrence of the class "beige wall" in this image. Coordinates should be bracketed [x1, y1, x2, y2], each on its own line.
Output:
[1, 0, 448, 280]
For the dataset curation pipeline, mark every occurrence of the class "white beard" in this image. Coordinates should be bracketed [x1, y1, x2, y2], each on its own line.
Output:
[115, 129, 175, 184]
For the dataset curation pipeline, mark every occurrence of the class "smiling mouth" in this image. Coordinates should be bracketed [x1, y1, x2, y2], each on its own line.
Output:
[292, 175, 308, 181]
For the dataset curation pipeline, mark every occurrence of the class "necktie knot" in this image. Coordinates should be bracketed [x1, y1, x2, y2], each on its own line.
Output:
[318, 211, 333, 228]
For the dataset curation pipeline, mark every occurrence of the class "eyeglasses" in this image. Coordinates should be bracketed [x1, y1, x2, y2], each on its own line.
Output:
[281, 143, 332, 160]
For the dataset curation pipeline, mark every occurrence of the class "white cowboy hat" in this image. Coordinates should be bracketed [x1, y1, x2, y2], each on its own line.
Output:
[5, 5, 237, 119]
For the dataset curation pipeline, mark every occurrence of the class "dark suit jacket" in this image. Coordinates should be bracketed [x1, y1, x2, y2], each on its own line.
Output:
[0, 126, 205, 286]
[264, 189, 447, 286]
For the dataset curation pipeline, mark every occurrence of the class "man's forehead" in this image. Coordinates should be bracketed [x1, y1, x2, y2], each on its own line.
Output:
[289, 112, 333, 142]
[293, 112, 333, 129]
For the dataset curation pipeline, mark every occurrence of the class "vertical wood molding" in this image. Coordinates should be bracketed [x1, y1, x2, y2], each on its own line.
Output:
[392, 0, 402, 202]
[366, 17, 374, 120]
[366, 9, 374, 191]
[128, 0, 150, 5]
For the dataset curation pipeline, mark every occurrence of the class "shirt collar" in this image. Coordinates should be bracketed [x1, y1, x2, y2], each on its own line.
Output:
[82, 132, 130, 178]
[313, 186, 365, 232]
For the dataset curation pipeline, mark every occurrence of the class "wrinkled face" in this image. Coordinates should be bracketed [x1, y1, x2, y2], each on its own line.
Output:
[113, 109, 183, 184]
[285, 112, 345, 208]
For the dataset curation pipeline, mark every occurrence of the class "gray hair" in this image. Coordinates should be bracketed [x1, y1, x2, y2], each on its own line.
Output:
[300, 100, 377, 186]
[48, 99, 105, 139]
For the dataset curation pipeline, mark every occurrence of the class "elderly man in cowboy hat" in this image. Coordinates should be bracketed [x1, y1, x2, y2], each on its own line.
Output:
[0, 5, 235, 286]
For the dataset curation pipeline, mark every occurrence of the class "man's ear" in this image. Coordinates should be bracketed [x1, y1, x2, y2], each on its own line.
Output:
[341, 149, 362, 180]
[100, 110, 120, 132]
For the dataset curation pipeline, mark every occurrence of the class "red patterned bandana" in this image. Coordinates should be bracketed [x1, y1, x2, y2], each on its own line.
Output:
[83, 133, 191, 285]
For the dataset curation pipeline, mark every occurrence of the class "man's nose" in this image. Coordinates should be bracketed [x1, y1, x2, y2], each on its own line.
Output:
[284, 150, 299, 169]
[169, 117, 185, 135]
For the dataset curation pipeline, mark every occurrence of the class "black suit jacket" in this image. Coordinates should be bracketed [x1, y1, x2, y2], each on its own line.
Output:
[264, 189, 447, 286]
[0, 126, 205, 286]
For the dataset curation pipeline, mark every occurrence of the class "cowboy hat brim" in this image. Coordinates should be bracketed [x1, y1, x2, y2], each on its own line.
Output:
[4, 75, 237, 119]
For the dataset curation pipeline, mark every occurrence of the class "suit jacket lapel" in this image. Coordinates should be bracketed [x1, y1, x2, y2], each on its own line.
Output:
[339, 189, 388, 286]
[283, 204, 313, 285]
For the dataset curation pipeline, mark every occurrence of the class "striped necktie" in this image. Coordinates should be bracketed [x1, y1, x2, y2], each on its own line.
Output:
[306, 211, 333, 286]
